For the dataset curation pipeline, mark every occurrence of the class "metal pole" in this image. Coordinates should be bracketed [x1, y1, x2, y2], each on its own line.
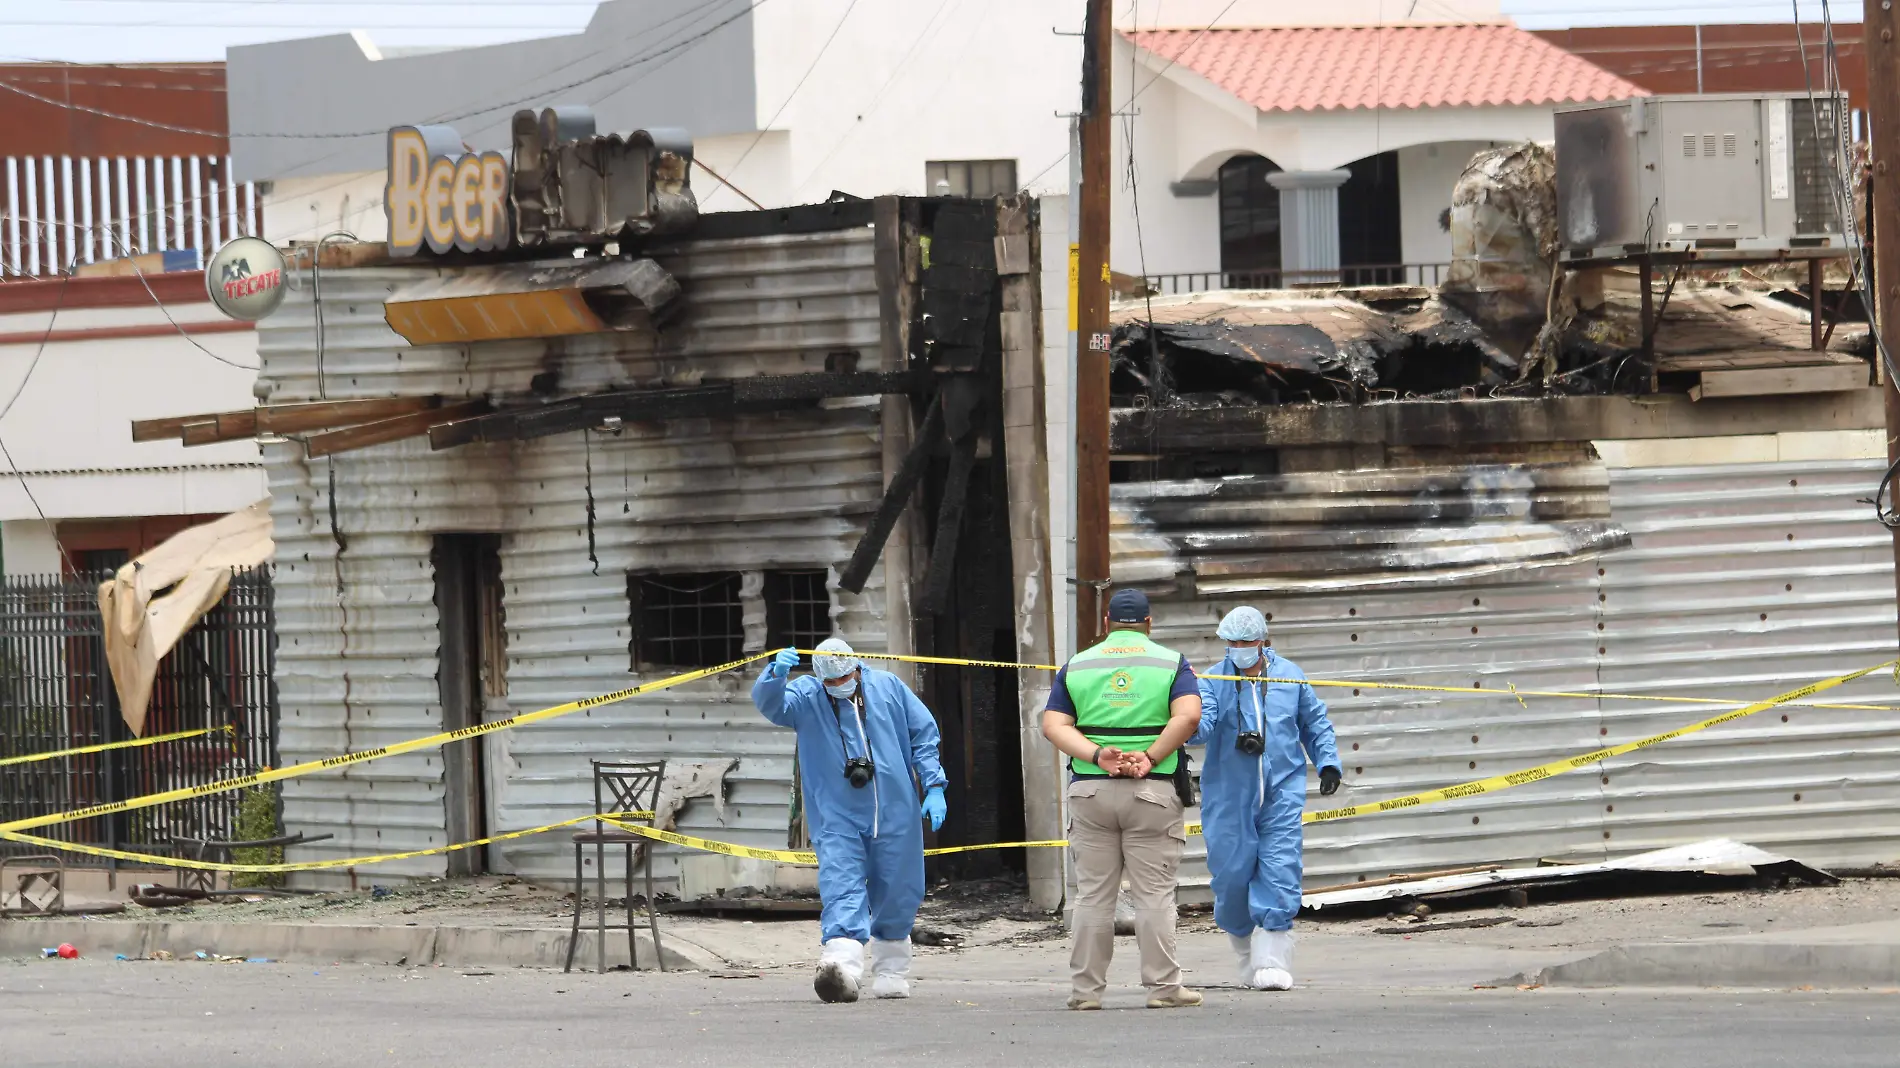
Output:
[1074, 0, 1113, 651]
[1696, 25, 1704, 94]
[1867, 0, 1900, 645]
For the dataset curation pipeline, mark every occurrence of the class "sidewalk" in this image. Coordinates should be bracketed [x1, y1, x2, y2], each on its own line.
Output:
[6, 874, 1898, 989]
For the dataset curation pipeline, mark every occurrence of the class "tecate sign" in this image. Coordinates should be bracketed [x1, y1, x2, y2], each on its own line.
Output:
[205, 236, 289, 321]
[385, 125, 510, 257]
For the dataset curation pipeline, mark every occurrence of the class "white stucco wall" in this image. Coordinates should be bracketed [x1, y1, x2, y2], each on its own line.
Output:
[0, 301, 266, 525]
[0, 519, 60, 574]
[1397, 140, 1498, 267]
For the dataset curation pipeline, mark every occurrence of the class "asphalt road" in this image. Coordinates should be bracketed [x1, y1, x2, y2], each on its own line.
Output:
[4, 961, 1896, 1068]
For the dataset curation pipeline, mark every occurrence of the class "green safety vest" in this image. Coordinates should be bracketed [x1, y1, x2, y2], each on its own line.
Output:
[1064, 629, 1182, 778]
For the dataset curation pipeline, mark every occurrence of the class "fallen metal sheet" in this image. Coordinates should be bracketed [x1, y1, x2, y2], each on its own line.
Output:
[1302, 839, 1835, 911]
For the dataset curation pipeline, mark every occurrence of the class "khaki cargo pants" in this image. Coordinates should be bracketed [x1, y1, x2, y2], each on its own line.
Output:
[1066, 776, 1188, 1001]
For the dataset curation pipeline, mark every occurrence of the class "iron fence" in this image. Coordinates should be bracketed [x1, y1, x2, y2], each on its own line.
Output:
[1142, 263, 1450, 295]
[0, 567, 276, 868]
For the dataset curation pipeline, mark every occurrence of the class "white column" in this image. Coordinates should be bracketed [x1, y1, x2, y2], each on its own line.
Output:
[1267, 169, 1350, 284]
[5, 157, 19, 276]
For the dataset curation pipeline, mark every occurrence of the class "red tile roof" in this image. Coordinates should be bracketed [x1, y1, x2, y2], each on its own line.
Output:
[1127, 24, 1647, 113]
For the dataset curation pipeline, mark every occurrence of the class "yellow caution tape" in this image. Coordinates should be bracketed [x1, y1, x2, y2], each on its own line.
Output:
[0, 652, 772, 836]
[835, 649, 1898, 712]
[7, 659, 1883, 871]
[598, 817, 1070, 866]
[1200, 673, 1898, 712]
[0, 725, 231, 767]
[1302, 659, 1900, 824]
[0, 812, 659, 873]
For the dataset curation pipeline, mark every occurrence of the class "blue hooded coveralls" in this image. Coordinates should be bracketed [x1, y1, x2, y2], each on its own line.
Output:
[753, 665, 947, 945]
[1192, 650, 1341, 936]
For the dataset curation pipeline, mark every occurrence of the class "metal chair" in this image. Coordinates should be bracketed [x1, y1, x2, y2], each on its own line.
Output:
[563, 759, 667, 974]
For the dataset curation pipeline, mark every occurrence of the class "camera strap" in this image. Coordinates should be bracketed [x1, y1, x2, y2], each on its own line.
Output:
[828, 690, 874, 765]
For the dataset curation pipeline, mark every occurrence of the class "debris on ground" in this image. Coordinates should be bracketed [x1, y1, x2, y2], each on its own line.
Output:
[1303, 840, 1836, 919]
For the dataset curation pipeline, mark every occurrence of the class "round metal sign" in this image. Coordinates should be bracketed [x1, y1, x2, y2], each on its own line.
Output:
[205, 236, 289, 321]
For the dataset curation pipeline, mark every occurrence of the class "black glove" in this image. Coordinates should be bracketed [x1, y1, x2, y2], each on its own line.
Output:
[1319, 766, 1342, 796]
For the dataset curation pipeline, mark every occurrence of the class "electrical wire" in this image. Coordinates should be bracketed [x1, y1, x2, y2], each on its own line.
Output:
[0, 0, 767, 141]
[726, 0, 861, 178]
[786, 0, 966, 196]
[0, 251, 80, 573]
[1799, 0, 1900, 525]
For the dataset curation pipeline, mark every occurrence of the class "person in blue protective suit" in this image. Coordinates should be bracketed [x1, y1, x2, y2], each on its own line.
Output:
[1192, 606, 1342, 991]
[752, 636, 948, 1004]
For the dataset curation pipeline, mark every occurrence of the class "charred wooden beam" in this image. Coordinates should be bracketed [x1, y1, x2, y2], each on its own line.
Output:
[730, 370, 920, 405]
[919, 431, 978, 616]
[135, 396, 446, 443]
[838, 395, 944, 595]
[426, 371, 926, 450]
[254, 397, 443, 434]
[180, 411, 258, 447]
[305, 400, 488, 458]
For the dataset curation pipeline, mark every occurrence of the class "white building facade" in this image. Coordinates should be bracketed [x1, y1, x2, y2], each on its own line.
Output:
[226, 0, 1633, 288]
[0, 273, 264, 575]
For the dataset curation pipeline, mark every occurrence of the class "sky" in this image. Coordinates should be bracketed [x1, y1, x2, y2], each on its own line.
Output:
[0, 0, 1870, 66]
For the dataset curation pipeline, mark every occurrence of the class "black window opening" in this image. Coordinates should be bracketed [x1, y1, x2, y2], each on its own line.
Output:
[629, 572, 746, 671]
[765, 569, 832, 667]
[1218, 153, 1282, 279]
[1339, 150, 1403, 278]
[629, 569, 837, 671]
[926, 159, 1019, 199]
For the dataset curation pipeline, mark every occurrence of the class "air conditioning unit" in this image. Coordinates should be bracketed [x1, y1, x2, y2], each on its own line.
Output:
[1554, 93, 1851, 261]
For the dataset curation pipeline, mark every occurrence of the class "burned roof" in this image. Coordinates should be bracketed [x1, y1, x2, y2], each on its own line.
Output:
[1111, 272, 1871, 407]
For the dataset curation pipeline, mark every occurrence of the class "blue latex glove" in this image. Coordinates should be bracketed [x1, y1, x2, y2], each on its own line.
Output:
[765, 647, 800, 680]
[921, 786, 947, 832]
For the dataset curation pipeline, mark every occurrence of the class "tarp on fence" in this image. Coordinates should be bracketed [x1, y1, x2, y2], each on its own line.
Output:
[97, 500, 274, 735]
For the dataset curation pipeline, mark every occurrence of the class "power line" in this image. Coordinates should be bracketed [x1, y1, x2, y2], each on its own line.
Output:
[787, 0, 967, 195]
[728, 0, 861, 177]
[0, 0, 765, 141]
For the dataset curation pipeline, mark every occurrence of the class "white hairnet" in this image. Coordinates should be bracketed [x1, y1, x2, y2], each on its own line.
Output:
[813, 637, 858, 681]
[1217, 606, 1268, 643]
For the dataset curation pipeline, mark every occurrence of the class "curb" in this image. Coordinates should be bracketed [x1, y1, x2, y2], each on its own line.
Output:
[0, 918, 725, 972]
[1508, 942, 1900, 989]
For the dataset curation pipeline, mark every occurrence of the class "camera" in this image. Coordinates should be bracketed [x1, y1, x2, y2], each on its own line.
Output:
[844, 757, 876, 788]
[1235, 731, 1265, 756]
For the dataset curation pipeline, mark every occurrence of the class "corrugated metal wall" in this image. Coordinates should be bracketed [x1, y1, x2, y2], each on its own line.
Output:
[261, 229, 891, 888]
[1124, 458, 1900, 897]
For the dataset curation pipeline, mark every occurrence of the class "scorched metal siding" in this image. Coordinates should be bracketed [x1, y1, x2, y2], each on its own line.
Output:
[1116, 458, 1900, 897]
[260, 229, 893, 888]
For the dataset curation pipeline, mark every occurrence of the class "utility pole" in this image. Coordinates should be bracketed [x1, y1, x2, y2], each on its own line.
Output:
[1074, 0, 1113, 650]
[1869, 0, 1900, 644]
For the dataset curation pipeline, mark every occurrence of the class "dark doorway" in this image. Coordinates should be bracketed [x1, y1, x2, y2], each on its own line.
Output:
[1339, 150, 1403, 276]
[1218, 154, 1282, 278]
[434, 534, 505, 876]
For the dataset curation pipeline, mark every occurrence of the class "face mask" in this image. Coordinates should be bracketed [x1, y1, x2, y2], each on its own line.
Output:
[824, 677, 859, 699]
[1228, 645, 1262, 670]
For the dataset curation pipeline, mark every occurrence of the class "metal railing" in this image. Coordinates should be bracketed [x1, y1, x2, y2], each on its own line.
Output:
[1141, 263, 1450, 295]
[0, 567, 277, 868]
[1, 154, 261, 278]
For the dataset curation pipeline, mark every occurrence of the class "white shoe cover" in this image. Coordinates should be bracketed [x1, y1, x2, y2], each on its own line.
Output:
[815, 937, 864, 1003]
[1249, 928, 1294, 991]
[868, 938, 912, 999]
[1228, 933, 1256, 988]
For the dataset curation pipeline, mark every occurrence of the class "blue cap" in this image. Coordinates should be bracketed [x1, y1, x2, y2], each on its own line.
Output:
[1106, 588, 1151, 624]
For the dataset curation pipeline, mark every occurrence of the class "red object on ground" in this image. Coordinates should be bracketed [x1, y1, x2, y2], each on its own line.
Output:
[56, 943, 78, 959]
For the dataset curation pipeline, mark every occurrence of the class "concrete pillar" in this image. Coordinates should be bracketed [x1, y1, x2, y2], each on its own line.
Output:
[1268, 169, 1350, 284]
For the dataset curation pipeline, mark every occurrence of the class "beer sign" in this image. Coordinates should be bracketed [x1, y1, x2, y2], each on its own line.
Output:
[384, 125, 510, 257]
[205, 236, 288, 321]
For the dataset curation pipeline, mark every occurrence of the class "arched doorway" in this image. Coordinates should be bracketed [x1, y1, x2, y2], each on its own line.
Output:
[1218, 154, 1280, 280]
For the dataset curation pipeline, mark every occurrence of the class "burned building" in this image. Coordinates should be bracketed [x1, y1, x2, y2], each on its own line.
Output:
[134, 115, 1060, 902]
